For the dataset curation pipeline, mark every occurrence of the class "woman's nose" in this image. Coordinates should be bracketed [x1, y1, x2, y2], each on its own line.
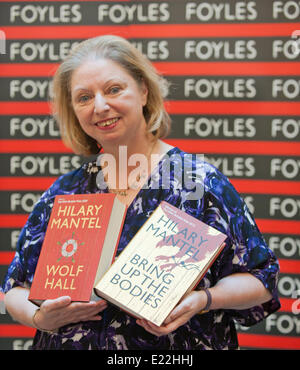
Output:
[94, 93, 109, 114]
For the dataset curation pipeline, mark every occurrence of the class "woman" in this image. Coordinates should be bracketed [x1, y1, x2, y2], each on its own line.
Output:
[2, 35, 280, 350]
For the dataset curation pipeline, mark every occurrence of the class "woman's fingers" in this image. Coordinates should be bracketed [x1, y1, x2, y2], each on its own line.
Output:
[37, 297, 108, 330]
[136, 290, 207, 336]
[41, 296, 72, 312]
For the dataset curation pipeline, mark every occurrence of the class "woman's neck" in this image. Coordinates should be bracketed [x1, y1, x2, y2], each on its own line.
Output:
[99, 139, 174, 194]
[99, 135, 156, 189]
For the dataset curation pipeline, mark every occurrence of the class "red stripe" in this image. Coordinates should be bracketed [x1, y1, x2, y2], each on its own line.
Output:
[279, 298, 296, 313]
[257, 219, 300, 235]
[2, 25, 129, 40]
[231, 179, 300, 196]
[0, 251, 14, 265]
[0, 177, 57, 190]
[0, 102, 51, 115]
[0, 328, 299, 347]
[1, 101, 299, 116]
[1, 138, 299, 155]
[0, 215, 28, 228]
[279, 259, 300, 274]
[1, 250, 298, 274]
[238, 333, 300, 349]
[165, 139, 300, 155]
[0, 324, 35, 338]
[0, 177, 299, 196]
[165, 101, 300, 116]
[0, 214, 299, 234]
[0, 64, 59, 77]
[155, 62, 300, 76]
[0, 139, 72, 153]
[2, 62, 300, 77]
[2, 23, 298, 39]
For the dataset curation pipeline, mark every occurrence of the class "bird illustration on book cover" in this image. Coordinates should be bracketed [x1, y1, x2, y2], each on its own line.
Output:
[153, 201, 226, 273]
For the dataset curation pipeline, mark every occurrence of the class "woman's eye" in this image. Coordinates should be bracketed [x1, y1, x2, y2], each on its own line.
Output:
[78, 95, 90, 103]
[108, 86, 121, 95]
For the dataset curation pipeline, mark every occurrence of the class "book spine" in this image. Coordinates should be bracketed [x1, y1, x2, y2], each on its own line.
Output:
[188, 241, 227, 293]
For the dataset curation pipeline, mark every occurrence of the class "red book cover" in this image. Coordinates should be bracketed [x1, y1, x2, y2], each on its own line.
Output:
[29, 193, 127, 304]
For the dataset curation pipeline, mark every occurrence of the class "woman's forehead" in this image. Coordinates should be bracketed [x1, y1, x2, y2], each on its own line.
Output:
[70, 58, 133, 90]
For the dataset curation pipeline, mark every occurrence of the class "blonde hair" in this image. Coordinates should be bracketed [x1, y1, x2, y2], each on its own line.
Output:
[52, 35, 171, 156]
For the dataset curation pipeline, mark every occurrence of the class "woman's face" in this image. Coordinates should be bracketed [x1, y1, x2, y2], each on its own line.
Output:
[70, 58, 148, 149]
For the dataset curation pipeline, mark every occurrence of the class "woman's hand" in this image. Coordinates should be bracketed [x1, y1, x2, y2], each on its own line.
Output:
[33, 296, 108, 331]
[136, 290, 207, 337]
[136, 271, 273, 337]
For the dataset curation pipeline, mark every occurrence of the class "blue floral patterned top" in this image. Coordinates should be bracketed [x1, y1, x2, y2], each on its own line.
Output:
[2, 147, 280, 350]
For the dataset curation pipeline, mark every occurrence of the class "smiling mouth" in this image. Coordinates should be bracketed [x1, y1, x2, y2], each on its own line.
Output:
[96, 117, 120, 127]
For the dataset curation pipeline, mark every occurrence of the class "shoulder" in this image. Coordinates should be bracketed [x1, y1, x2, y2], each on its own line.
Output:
[167, 146, 231, 190]
[39, 158, 99, 204]
[167, 147, 243, 209]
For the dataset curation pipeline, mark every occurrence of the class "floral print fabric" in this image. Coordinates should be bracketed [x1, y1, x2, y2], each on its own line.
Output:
[2, 147, 280, 350]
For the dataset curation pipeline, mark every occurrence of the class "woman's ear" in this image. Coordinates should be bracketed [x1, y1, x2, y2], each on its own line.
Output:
[140, 80, 148, 107]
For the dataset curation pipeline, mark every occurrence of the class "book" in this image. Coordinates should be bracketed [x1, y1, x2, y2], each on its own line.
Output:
[94, 201, 227, 326]
[29, 193, 127, 305]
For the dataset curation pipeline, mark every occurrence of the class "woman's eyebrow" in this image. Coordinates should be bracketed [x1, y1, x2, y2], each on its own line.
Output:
[72, 78, 127, 93]
[103, 77, 127, 86]
[71, 86, 90, 94]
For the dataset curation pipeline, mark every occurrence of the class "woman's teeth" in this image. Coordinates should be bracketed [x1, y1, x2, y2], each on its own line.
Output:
[98, 118, 119, 127]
